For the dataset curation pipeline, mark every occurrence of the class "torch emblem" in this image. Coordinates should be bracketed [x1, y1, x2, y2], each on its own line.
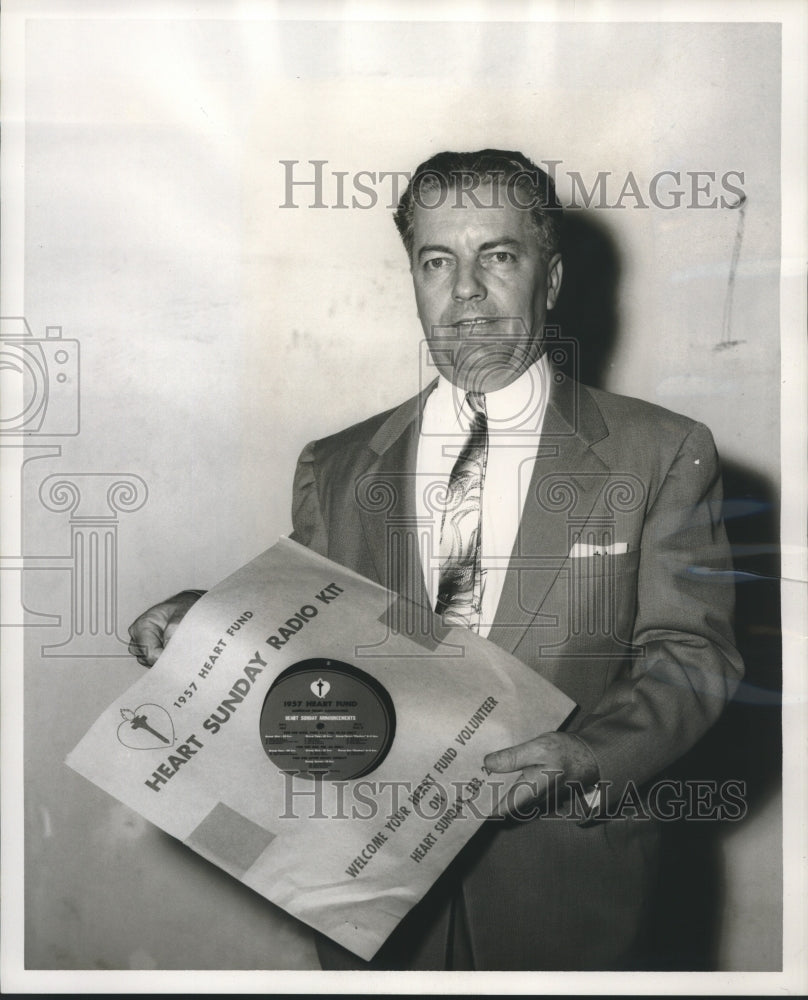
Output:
[310, 678, 331, 698]
[116, 704, 175, 750]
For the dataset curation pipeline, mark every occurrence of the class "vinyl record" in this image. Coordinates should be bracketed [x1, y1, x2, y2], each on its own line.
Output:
[260, 657, 396, 781]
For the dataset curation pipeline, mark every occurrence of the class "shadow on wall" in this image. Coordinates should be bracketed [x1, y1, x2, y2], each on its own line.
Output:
[551, 210, 621, 388]
[554, 211, 783, 971]
[646, 462, 782, 971]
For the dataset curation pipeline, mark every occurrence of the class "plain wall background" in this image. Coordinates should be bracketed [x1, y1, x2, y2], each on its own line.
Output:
[17, 14, 782, 972]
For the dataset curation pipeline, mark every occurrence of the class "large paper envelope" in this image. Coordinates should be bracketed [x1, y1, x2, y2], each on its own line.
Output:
[67, 538, 575, 960]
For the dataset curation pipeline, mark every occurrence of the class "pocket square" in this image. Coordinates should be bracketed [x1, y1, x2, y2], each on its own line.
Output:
[569, 541, 629, 558]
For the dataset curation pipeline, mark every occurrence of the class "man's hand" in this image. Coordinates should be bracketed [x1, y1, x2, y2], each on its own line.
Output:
[127, 590, 206, 667]
[483, 732, 600, 818]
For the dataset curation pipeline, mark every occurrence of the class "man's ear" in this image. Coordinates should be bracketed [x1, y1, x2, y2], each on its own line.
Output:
[546, 254, 563, 309]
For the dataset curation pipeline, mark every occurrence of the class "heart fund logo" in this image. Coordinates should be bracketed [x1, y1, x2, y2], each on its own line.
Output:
[117, 704, 175, 750]
[310, 678, 331, 698]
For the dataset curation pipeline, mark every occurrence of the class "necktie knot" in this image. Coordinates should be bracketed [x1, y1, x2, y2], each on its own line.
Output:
[466, 391, 487, 420]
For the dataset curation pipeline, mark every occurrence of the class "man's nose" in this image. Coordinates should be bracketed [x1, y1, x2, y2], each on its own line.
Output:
[452, 259, 487, 301]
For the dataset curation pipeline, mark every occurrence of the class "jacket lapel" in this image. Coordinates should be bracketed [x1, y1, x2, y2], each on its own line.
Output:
[487, 373, 611, 655]
[356, 382, 435, 610]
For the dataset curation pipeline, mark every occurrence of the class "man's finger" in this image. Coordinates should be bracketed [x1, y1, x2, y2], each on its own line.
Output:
[127, 591, 206, 667]
[484, 736, 553, 774]
[127, 620, 166, 666]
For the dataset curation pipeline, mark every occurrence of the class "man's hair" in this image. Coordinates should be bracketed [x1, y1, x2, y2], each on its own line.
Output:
[393, 149, 563, 261]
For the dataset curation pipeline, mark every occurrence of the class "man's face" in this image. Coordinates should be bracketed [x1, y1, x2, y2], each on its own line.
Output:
[411, 182, 562, 393]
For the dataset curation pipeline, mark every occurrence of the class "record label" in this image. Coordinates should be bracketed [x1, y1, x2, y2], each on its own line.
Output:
[260, 658, 396, 780]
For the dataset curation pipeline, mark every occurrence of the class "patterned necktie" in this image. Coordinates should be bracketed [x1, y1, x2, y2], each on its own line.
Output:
[435, 392, 488, 631]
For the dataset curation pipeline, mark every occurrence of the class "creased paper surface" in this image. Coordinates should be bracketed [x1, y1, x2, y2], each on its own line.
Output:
[67, 537, 574, 959]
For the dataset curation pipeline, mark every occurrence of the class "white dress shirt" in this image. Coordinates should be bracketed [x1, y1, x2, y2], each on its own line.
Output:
[416, 353, 552, 637]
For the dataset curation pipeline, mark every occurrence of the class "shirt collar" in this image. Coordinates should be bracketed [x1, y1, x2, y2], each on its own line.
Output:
[425, 352, 551, 435]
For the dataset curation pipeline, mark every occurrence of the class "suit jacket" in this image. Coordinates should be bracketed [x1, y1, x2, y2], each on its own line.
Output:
[290, 371, 743, 970]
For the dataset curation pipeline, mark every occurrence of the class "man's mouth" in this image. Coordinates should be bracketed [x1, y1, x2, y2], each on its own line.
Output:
[452, 317, 496, 328]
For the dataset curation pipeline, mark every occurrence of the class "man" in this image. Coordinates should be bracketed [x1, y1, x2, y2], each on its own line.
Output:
[129, 149, 743, 970]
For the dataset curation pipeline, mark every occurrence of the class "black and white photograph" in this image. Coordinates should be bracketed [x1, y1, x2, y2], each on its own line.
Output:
[1, 0, 805, 993]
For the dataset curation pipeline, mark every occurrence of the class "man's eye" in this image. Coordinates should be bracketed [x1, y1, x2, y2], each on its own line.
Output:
[424, 258, 451, 270]
[483, 251, 516, 265]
